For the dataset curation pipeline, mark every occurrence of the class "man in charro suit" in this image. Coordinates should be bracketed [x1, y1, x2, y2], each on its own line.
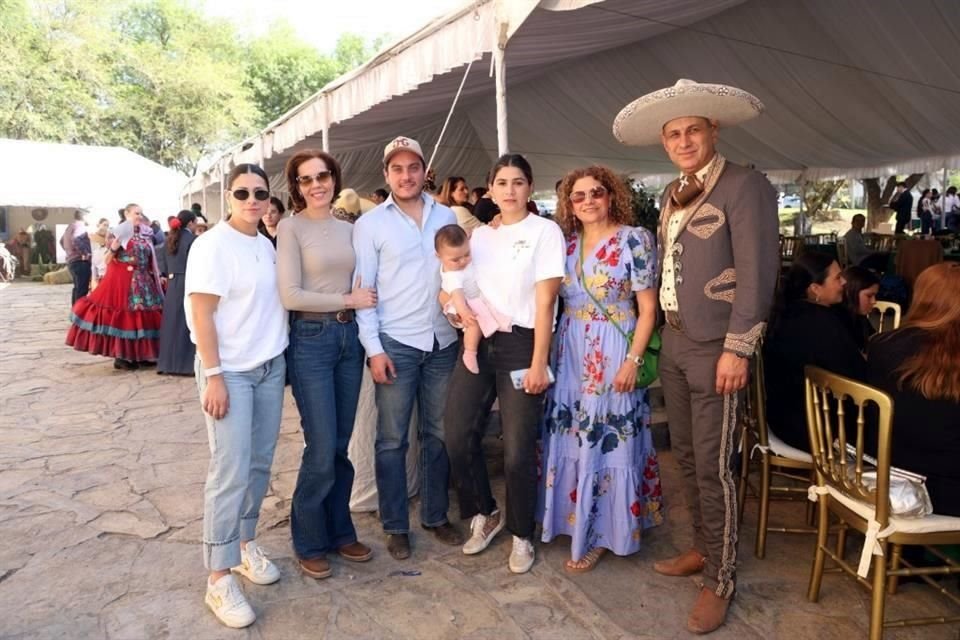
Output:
[613, 79, 780, 634]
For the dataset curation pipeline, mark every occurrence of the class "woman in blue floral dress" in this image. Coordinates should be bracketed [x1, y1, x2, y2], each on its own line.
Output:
[540, 165, 663, 572]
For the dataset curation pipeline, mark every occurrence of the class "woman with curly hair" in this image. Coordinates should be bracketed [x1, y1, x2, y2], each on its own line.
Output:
[867, 263, 960, 515]
[539, 165, 664, 573]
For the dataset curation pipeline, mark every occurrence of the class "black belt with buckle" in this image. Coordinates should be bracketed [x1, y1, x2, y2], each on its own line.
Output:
[293, 310, 354, 323]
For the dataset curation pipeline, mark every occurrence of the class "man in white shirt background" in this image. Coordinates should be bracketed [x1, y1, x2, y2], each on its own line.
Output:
[352, 137, 464, 560]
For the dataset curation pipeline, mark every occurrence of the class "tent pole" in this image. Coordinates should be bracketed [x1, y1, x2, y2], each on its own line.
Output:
[494, 44, 508, 155]
[201, 179, 207, 217]
[322, 95, 330, 153]
[219, 161, 226, 223]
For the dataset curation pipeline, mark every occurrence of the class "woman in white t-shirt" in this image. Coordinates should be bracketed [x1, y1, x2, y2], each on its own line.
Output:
[184, 163, 289, 630]
[443, 154, 565, 574]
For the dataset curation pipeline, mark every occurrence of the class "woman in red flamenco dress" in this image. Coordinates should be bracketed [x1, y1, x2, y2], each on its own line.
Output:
[66, 203, 164, 370]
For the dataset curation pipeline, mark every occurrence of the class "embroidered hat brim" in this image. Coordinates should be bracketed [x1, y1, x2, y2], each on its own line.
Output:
[613, 79, 765, 147]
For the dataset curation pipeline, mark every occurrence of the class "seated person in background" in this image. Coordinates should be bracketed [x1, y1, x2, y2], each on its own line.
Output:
[369, 188, 389, 205]
[835, 265, 879, 353]
[764, 252, 867, 451]
[843, 213, 870, 266]
[867, 263, 960, 516]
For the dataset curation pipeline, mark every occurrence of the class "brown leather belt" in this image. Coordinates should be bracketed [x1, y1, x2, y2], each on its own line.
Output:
[665, 310, 683, 331]
[292, 310, 354, 323]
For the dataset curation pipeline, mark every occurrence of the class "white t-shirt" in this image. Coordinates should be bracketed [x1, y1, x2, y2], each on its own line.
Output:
[470, 214, 565, 329]
[440, 262, 482, 299]
[184, 222, 289, 371]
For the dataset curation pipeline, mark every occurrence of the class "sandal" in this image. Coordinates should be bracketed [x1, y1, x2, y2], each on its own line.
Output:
[564, 547, 607, 574]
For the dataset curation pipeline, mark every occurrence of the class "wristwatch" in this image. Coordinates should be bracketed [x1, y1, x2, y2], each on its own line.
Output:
[626, 353, 644, 366]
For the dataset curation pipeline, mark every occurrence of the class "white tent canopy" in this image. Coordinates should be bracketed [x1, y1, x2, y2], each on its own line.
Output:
[1, 139, 187, 220]
[183, 0, 960, 218]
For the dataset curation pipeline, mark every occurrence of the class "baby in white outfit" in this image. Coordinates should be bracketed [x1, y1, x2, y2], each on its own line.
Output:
[435, 224, 512, 373]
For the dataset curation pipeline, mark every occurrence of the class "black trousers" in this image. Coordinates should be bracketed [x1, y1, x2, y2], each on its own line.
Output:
[444, 327, 545, 540]
[68, 260, 91, 305]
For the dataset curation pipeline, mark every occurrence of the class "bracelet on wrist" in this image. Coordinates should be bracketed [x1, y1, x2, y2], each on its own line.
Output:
[204, 366, 223, 377]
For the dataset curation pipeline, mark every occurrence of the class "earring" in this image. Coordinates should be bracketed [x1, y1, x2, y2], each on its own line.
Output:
[815, 294, 821, 303]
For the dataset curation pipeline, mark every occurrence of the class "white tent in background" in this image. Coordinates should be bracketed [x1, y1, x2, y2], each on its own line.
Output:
[0, 139, 187, 238]
[182, 0, 960, 220]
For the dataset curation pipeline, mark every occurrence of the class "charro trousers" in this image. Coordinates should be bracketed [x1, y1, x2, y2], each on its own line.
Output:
[659, 327, 742, 599]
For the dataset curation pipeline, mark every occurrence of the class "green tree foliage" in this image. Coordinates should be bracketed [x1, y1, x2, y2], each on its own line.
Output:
[0, 0, 380, 172]
[243, 22, 338, 128]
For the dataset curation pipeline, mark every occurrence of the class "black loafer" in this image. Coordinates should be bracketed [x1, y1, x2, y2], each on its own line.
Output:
[421, 522, 464, 546]
[387, 534, 411, 560]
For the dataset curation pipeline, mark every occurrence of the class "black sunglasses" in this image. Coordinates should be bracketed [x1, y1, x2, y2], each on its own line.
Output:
[296, 171, 333, 186]
[231, 188, 270, 202]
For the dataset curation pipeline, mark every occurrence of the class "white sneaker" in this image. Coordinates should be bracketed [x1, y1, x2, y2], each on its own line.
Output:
[508, 536, 535, 574]
[232, 540, 281, 585]
[205, 574, 256, 628]
[462, 510, 505, 555]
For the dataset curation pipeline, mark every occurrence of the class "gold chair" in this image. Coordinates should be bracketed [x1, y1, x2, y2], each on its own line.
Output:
[804, 366, 960, 640]
[737, 344, 815, 558]
[870, 301, 901, 333]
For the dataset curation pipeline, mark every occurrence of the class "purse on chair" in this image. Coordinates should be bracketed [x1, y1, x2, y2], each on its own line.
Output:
[578, 238, 660, 388]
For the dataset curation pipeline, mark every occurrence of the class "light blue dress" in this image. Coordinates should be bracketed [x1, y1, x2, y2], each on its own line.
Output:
[539, 226, 664, 559]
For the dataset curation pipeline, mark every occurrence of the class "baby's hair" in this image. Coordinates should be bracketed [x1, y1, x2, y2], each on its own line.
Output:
[434, 223, 468, 251]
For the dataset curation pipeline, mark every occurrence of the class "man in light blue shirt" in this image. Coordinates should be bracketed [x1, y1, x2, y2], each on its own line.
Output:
[353, 136, 463, 559]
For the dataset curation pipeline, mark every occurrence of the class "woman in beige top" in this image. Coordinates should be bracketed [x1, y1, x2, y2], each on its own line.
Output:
[438, 175, 484, 235]
[276, 149, 377, 580]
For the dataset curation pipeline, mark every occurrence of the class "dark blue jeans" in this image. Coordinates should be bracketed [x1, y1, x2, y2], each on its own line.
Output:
[287, 318, 364, 559]
[374, 333, 457, 533]
[68, 260, 91, 305]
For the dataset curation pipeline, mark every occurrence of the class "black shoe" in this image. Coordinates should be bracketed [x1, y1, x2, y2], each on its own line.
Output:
[421, 522, 464, 546]
[113, 359, 138, 370]
[387, 534, 411, 560]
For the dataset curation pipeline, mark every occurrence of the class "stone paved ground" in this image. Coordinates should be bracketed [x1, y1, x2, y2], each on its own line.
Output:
[0, 282, 955, 640]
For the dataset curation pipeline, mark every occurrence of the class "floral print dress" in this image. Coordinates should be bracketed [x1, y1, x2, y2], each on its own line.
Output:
[540, 225, 664, 560]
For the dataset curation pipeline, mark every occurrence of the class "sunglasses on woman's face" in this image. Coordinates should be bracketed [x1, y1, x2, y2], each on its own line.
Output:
[231, 188, 270, 202]
[296, 171, 333, 186]
[569, 185, 609, 204]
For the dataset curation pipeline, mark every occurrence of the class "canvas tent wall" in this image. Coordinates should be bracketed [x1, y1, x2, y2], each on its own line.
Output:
[182, 0, 960, 220]
[0, 139, 187, 238]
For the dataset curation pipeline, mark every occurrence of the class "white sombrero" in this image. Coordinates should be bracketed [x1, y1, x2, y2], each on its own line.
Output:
[613, 79, 765, 147]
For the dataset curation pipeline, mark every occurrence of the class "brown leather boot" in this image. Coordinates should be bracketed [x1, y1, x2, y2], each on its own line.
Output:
[686, 587, 731, 634]
[652, 549, 706, 576]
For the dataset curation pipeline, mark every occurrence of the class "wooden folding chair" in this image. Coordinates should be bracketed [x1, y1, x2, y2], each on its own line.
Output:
[737, 343, 816, 558]
[804, 366, 960, 640]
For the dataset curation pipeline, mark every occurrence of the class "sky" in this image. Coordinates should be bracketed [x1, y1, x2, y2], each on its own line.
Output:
[200, 0, 468, 54]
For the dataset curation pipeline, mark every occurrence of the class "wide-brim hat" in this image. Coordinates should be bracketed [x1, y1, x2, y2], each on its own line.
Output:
[613, 79, 764, 147]
[334, 188, 376, 216]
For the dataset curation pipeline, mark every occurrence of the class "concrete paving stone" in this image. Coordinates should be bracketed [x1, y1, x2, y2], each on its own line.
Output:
[0, 282, 957, 640]
[143, 483, 203, 527]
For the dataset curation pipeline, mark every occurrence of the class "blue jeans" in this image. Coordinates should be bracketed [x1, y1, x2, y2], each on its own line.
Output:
[197, 354, 286, 571]
[375, 333, 456, 533]
[287, 318, 363, 559]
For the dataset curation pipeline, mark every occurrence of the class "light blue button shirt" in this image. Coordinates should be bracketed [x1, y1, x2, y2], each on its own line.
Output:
[353, 192, 458, 356]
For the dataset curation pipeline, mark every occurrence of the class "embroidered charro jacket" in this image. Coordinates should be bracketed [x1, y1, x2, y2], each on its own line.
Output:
[658, 154, 779, 357]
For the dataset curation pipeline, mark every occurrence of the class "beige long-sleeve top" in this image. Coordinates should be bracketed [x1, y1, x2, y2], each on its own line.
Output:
[276, 214, 354, 312]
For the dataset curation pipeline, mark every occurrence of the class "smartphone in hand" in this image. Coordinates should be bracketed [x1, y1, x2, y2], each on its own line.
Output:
[509, 366, 555, 390]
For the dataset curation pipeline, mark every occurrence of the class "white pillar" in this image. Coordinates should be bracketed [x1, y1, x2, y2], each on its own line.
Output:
[494, 44, 508, 156]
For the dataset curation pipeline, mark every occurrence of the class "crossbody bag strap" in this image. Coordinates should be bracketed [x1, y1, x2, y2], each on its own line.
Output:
[578, 235, 631, 343]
